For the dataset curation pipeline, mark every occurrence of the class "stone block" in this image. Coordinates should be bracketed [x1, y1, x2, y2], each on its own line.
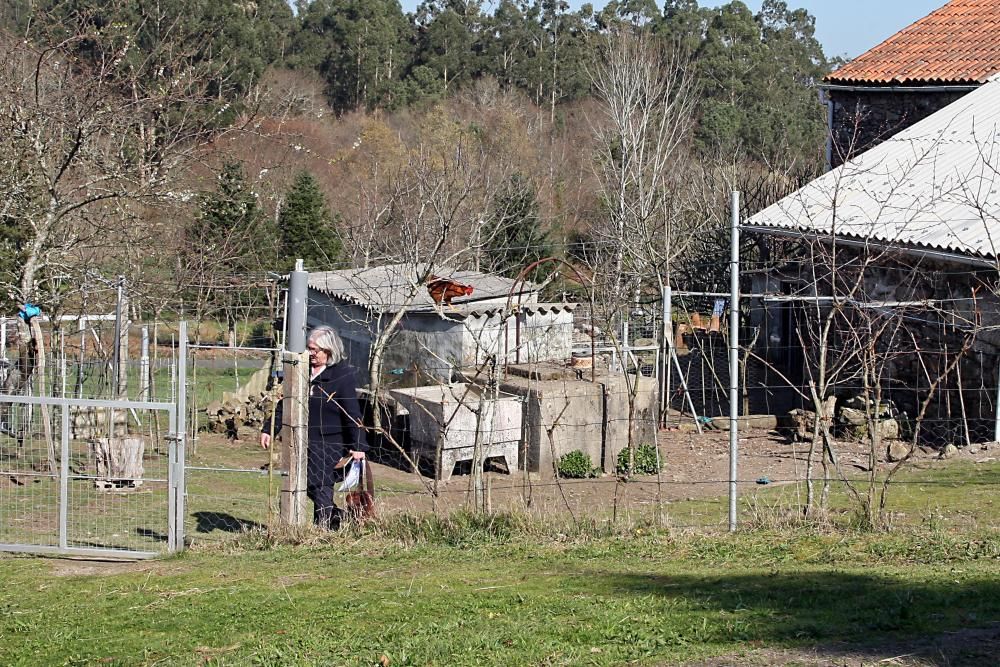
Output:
[886, 442, 911, 463]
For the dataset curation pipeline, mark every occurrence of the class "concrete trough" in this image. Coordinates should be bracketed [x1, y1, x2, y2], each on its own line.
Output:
[389, 383, 522, 481]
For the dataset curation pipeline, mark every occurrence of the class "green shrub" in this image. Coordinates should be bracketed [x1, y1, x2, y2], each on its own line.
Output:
[616, 444, 663, 476]
[556, 450, 598, 479]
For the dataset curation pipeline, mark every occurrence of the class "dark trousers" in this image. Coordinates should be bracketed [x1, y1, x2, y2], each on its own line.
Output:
[307, 484, 341, 530]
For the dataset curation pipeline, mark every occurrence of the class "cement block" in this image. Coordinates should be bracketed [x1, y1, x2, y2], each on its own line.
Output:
[500, 372, 658, 477]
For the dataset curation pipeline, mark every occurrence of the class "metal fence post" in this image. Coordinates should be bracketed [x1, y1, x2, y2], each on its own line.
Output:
[173, 321, 188, 551]
[140, 326, 150, 401]
[59, 405, 70, 550]
[729, 191, 741, 533]
[661, 286, 672, 427]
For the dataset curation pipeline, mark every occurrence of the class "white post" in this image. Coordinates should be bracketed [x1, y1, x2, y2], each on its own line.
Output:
[174, 321, 188, 552]
[112, 277, 125, 398]
[622, 318, 630, 372]
[662, 286, 673, 427]
[76, 319, 85, 398]
[140, 326, 150, 401]
[60, 331, 66, 398]
[729, 191, 741, 532]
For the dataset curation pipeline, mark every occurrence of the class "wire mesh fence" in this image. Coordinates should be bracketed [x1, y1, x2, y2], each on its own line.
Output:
[0, 396, 176, 557]
[3, 253, 1000, 560]
[344, 414, 1000, 533]
[182, 344, 282, 543]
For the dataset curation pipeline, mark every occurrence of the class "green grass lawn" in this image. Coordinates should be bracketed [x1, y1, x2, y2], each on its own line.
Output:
[732, 460, 1000, 532]
[1, 455, 999, 665]
[0, 527, 997, 666]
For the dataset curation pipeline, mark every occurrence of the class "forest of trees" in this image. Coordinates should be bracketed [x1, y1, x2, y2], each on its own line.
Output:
[0, 0, 832, 327]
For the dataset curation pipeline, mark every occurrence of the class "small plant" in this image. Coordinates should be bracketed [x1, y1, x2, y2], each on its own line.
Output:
[556, 450, 599, 479]
[616, 444, 663, 476]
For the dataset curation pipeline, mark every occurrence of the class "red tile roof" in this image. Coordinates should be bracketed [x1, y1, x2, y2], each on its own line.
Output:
[825, 0, 1000, 85]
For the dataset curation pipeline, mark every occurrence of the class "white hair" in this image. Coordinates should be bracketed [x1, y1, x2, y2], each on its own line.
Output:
[308, 326, 346, 367]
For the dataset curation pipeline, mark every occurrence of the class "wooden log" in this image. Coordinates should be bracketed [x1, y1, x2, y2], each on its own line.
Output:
[91, 437, 145, 489]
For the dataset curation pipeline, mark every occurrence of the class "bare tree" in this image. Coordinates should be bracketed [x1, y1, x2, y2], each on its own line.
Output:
[0, 9, 267, 397]
[586, 27, 700, 475]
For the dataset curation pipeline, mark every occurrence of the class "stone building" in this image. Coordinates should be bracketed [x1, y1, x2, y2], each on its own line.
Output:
[822, 0, 1000, 169]
[746, 76, 1000, 444]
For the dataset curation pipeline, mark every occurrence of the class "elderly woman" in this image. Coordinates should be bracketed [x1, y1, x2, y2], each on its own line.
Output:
[260, 326, 367, 529]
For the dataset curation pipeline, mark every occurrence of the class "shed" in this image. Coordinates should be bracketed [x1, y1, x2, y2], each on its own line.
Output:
[307, 264, 578, 384]
[745, 76, 1000, 441]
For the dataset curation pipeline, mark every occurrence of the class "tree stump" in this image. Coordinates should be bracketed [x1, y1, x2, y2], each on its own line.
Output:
[91, 437, 145, 489]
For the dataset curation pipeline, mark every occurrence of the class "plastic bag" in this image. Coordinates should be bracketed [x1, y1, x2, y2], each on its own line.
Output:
[337, 460, 361, 492]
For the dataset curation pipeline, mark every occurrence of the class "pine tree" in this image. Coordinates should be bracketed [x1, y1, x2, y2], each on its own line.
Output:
[196, 161, 265, 272]
[485, 173, 554, 281]
[278, 171, 342, 271]
[189, 161, 274, 342]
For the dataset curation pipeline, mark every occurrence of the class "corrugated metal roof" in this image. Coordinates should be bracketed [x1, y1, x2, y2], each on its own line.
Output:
[448, 302, 578, 318]
[825, 0, 1000, 85]
[309, 264, 538, 313]
[746, 76, 1000, 260]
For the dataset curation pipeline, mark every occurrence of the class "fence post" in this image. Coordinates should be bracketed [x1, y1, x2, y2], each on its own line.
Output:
[173, 320, 188, 552]
[729, 191, 741, 533]
[661, 286, 672, 427]
[140, 326, 150, 401]
[280, 260, 309, 526]
[59, 405, 70, 550]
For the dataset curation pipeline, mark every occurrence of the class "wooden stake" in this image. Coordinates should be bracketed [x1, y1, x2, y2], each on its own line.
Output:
[280, 350, 309, 526]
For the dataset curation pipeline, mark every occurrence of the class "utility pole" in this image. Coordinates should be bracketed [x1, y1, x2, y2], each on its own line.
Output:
[280, 259, 309, 525]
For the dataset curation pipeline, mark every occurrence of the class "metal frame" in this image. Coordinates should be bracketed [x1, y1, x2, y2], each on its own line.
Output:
[0, 394, 180, 560]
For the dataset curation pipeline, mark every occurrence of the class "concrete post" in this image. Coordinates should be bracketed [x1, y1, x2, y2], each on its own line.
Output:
[280, 259, 309, 525]
[140, 326, 150, 401]
[173, 320, 188, 552]
[661, 287, 672, 427]
[112, 277, 127, 397]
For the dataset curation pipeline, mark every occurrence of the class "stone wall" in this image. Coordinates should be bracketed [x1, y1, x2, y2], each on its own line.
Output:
[759, 258, 1000, 445]
[828, 87, 973, 168]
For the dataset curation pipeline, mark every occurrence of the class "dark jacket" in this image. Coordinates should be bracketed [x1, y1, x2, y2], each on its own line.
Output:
[264, 361, 367, 487]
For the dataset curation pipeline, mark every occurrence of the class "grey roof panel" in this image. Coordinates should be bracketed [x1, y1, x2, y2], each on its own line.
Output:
[309, 264, 538, 312]
[747, 76, 1000, 260]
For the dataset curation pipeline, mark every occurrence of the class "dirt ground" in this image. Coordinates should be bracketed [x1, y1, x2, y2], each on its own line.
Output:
[365, 426, 999, 523]
[679, 623, 1000, 667]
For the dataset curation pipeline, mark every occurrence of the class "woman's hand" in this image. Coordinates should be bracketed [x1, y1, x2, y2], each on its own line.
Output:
[260, 433, 271, 450]
[351, 450, 366, 460]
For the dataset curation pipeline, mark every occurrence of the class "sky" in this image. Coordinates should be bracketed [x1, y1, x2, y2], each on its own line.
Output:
[397, 0, 946, 60]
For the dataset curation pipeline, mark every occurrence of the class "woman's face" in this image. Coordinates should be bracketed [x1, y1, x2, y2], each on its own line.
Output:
[307, 339, 329, 369]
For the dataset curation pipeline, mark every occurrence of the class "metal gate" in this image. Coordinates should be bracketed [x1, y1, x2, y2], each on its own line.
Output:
[0, 395, 182, 559]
